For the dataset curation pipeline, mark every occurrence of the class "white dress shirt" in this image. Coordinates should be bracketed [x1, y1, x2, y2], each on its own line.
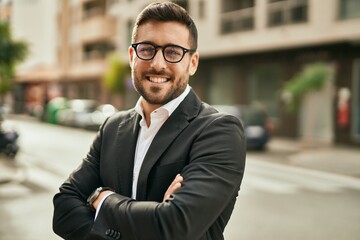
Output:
[132, 85, 191, 199]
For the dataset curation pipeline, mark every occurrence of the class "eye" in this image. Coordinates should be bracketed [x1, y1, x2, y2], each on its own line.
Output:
[138, 44, 155, 56]
[164, 46, 182, 57]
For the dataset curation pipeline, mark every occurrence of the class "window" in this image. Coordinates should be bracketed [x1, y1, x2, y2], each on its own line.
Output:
[209, 65, 236, 105]
[339, 0, 360, 19]
[248, 64, 281, 121]
[222, 0, 254, 13]
[267, 0, 308, 27]
[82, 0, 106, 19]
[83, 41, 115, 61]
[220, 0, 255, 34]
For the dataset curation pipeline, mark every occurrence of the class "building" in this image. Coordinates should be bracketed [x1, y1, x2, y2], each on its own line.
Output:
[7, 0, 59, 116]
[1, 0, 121, 116]
[57, 0, 120, 106]
[111, 0, 360, 146]
[196, 0, 360, 147]
[3, 0, 360, 146]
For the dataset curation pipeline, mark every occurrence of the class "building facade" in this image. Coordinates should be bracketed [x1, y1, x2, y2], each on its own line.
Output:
[57, 0, 119, 106]
[3, 0, 360, 146]
[2, 0, 122, 116]
[110, 0, 360, 146]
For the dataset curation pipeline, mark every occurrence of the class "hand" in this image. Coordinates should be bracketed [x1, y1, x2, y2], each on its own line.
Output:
[92, 190, 114, 210]
[163, 174, 183, 202]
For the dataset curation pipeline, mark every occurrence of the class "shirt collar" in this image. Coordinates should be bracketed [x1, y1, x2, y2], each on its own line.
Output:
[134, 84, 191, 118]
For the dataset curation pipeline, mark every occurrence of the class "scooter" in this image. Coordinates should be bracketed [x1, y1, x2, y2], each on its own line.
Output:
[0, 120, 19, 159]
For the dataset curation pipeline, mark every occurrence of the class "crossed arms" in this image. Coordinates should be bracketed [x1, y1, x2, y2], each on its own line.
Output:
[53, 113, 246, 240]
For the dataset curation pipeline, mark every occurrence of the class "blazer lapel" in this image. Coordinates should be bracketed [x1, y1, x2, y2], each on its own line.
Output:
[115, 111, 141, 197]
[136, 90, 202, 200]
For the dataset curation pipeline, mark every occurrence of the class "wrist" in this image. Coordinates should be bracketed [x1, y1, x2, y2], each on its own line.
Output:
[87, 187, 113, 211]
[93, 190, 113, 210]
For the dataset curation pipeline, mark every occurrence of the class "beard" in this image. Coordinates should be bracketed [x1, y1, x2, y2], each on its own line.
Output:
[132, 67, 188, 105]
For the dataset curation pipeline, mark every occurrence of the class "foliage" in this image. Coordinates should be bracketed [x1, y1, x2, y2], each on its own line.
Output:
[0, 21, 28, 95]
[281, 62, 333, 112]
[102, 53, 130, 94]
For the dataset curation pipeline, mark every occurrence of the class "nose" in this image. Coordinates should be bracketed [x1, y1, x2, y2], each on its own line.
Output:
[150, 49, 167, 70]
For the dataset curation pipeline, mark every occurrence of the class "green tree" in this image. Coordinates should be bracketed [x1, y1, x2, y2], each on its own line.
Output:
[280, 62, 333, 112]
[0, 20, 28, 104]
[102, 53, 130, 95]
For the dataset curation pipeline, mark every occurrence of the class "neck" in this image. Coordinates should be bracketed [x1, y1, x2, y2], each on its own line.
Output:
[141, 100, 161, 127]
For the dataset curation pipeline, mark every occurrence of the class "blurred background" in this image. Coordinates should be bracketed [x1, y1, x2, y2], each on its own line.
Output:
[0, 0, 359, 147]
[0, 0, 359, 239]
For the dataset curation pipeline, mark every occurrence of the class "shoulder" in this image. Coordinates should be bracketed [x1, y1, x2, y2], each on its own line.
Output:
[109, 108, 136, 122]
[100, 108, 138, 130]
[186, 102, 244, 137]
[199, 103, 242, 125]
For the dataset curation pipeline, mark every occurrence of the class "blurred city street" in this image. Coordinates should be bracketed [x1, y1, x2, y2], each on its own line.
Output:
[0, 115, 359, 240]
[1, 0, 360, 239]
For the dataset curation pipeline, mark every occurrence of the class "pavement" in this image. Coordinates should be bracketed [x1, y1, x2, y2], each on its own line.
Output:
[262, 138, 360, 179]
[0, 126, 360, 185]
[0, 156, 22, 185]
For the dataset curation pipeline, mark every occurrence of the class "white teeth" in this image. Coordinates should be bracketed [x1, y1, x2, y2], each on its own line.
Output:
[149, 77, 168, 83]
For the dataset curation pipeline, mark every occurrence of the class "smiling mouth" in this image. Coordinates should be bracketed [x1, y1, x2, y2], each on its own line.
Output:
[147, 76, 170, 83]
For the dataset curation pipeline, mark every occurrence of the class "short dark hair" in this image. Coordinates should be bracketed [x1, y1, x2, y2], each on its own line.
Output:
[132, 1, 198, 51]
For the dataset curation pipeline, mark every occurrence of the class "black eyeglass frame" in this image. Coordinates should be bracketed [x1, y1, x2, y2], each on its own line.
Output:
[131, 41, 196, 63]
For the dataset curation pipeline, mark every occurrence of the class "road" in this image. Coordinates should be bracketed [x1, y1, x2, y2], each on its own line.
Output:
[0, 117, 359, 240]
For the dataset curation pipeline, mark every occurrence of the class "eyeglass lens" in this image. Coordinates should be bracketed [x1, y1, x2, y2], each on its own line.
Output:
[136, 43, 185, 63]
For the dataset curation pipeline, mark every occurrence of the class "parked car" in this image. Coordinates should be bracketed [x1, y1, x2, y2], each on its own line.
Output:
[84, 104, 118, 131]
[57, 99, 98, 128]
[214, 104, 274, 150]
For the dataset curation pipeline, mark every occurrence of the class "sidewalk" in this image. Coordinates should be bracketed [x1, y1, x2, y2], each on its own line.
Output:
[267, 138, 360, 179]
[0, 156, 24, 184]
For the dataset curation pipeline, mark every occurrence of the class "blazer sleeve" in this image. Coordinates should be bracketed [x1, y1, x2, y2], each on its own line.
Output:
[52, 119, 108, 240]
[91, 114, 246, 240]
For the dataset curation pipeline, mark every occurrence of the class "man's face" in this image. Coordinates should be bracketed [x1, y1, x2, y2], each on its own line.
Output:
[129, 20, 199, 108]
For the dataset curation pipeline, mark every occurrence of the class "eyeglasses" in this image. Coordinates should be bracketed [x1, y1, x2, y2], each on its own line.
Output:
[131, 42, 196, 63]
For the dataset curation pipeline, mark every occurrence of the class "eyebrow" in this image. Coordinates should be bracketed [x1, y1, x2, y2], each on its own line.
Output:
[136, 41, 190, 49]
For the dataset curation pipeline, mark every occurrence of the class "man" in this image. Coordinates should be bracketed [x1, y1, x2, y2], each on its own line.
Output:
[53, 2, 246, 240]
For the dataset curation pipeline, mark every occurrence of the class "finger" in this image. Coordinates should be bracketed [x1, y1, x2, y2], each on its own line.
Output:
[163, 175, 183, 202]
[172, 182, 182, 192]
[173, 175, 183, 185]
[168, 174, 183, 189]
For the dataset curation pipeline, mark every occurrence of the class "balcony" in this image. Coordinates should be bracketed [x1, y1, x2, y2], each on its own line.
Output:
[67, 60, 107, 80]
[79, 16, 116, 43]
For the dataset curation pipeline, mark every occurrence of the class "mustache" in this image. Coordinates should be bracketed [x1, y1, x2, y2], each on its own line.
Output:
[145, 68, 172, 77]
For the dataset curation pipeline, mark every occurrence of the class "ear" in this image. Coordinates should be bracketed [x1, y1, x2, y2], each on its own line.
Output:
[129, 46, 135, 66]
[189, 52, 199, 76]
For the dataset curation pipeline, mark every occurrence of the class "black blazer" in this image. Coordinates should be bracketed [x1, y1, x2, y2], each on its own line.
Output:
[53, 89, 246, 240]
